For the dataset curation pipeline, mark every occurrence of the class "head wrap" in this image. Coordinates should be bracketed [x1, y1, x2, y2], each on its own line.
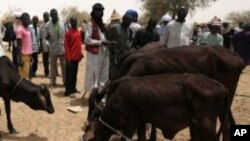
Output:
[161, 14, 172, 23]
[125, 9, 138, 22]
[92, 3, 104, 11]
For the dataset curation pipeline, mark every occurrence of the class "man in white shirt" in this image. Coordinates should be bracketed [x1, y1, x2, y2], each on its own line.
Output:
[163, 6, 193, 48]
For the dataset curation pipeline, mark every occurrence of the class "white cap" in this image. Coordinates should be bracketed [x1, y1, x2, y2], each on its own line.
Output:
[211, 22, 222, 27]
[161, 14, 172, 22]
[13, 12, 22, 18]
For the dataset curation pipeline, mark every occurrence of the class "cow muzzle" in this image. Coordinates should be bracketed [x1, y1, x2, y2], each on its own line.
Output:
[47, 106, 55, 114]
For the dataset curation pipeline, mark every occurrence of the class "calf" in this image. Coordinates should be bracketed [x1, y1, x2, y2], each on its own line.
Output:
[0, 56, 54, 136]
[83, 74, 230, 141]
[112, 46, 245, 125]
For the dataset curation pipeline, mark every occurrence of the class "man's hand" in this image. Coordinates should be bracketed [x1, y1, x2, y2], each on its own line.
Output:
[102, 40, 117, 46]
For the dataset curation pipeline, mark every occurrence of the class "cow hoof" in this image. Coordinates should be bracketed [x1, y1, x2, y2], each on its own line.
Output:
[9, 129, 18, 134]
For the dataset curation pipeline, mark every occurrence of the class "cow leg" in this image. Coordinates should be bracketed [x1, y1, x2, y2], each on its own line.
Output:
[3, 98, 17, 134]
[137, 123, 146, 141]
[229, 110, 236, 125]
[149, 125, 156, 141]
[120, 125, 136, 141]
[196, 117, 217, 141]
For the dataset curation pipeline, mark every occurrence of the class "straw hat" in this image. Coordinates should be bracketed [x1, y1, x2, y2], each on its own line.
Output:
[110, 9, 121, 21]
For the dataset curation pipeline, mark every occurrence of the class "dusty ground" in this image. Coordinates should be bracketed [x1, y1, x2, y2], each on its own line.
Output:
[0, 45, 250, 141]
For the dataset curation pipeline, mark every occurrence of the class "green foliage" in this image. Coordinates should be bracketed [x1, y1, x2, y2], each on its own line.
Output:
[225, 11, 250, 24]
[61, 6, 89, 26]
[140, 0, 217, 21]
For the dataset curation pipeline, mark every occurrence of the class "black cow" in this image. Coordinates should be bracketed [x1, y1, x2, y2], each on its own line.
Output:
[0, 56, 54, 137]
[83, 73, 230, 141]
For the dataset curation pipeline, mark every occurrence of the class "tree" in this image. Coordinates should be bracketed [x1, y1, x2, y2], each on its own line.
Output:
[61, 6, 89, 26]
[140, 0, 217, 20]
[225, 10, 250, 25]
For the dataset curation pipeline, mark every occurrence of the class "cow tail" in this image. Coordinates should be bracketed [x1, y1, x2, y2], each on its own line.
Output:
[216, 89, 230, 140]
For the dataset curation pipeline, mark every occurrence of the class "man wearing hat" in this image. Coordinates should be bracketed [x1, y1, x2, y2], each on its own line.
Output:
[197, 22, 223, 46]
[83, 3, 113, 96]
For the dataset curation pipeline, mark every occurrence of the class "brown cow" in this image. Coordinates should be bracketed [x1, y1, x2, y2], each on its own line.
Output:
[0, 56, 54, 137]
[87, 45, 244, 141]
[112, 46, 245, 124]
[82, 73, 229, 141]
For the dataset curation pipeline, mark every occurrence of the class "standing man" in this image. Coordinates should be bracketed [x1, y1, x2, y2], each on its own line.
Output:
[16, 12, 32, 79]
[107, 14, 133, 79]
[64, 16, 83, 97]
[132, 17, 160, 49]
[83, 3, 112, 95]
[0, 18, 6, 57]
[40, 12, 50, 77]
[12, 13, 22, 70]
[125, 9, 141, 39]
[163, 6, 193, 48]
[232, 23, 250, 65]
[29, 16, 40, 78]
[157, 14, 172, 43]
[197, 22, 223, 46]
[46, 9, 65, 87]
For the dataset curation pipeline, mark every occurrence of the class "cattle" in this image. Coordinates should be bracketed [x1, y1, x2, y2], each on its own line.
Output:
[0, 56, 54, 137]
[82, 73, 230, 141]
[111, 45, 245, 125]
[86, 45, 244, 141]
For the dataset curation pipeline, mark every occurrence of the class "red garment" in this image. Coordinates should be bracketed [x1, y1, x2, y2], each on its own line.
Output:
[64, 28, 83, 61]
[85, 20, 100, 54]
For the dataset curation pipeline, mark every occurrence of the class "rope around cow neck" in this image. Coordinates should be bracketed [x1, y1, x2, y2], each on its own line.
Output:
[11, 77, 24, 95]
[98, 117, 132, 141]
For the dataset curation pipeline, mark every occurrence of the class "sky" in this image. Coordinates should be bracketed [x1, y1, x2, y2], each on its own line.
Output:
[0, 0, 250, 23]
[190, 0, 250, 22]
[0, 0, 142, 22]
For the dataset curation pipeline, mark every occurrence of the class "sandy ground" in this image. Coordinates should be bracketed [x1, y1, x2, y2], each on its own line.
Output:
[0, 45, 250, 141]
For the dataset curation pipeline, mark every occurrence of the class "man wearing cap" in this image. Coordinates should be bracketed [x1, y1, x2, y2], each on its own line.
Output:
[83, 3, 113, 95]
[163, 6, 193, 48]
[157, 14, 172, 43]
[197, 22, 223, 46]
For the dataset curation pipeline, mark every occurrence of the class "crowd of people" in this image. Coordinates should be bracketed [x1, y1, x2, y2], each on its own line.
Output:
[0, 3, 250, 98]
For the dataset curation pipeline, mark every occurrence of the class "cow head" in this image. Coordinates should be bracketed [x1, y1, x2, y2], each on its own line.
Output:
[81, 118, 113, 141]
[210, 48, 245, 95]
[11, 79, 55, 114]
[38, 84, 54, 114]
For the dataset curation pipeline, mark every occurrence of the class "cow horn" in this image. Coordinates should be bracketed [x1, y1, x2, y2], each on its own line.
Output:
[40, 84, 46, 91]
